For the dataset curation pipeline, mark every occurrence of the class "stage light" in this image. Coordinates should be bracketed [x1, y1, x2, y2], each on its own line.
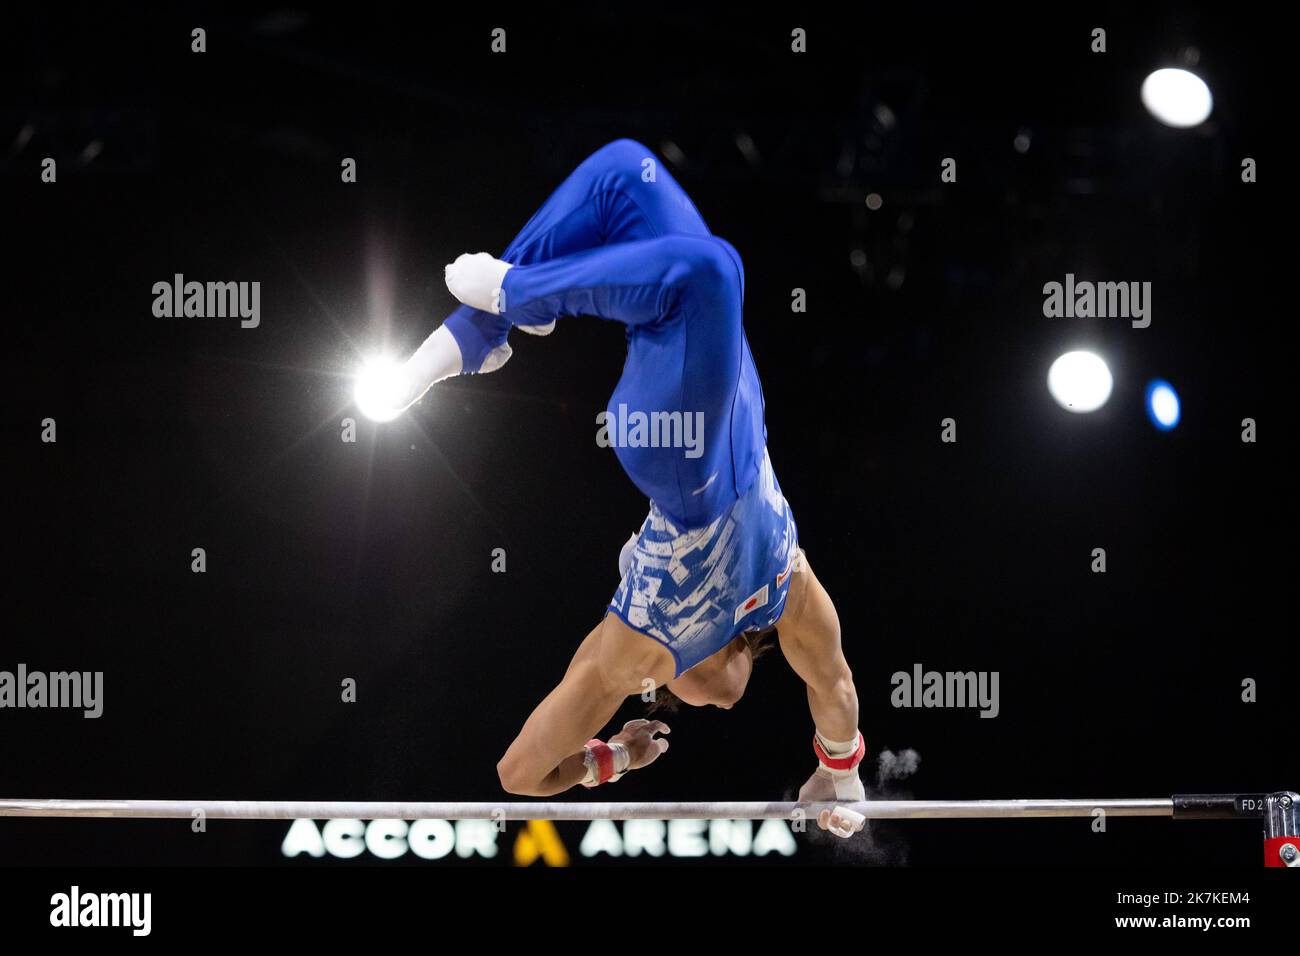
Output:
[353, 356, 407, 423]
[1146, 379, 1181, 430]
[1048, 350, 1113, 413]
[1141, 68, 1213, 128]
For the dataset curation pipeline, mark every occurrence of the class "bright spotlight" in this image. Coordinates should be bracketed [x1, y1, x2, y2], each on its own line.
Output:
[1141, 68, 1213, 128]
[1048, 350, 1113, 414]
[353, 356, 408, 423]
[1146, 379, 1181, 430]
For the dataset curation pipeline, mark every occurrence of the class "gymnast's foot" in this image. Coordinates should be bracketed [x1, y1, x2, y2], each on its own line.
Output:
[445, 252, 554, 335]
[445, 252, 513, 315]
[353, 324, 511, 422]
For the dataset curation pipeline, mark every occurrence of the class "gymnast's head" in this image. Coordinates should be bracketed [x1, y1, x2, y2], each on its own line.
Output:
[654, 629, 775, 711]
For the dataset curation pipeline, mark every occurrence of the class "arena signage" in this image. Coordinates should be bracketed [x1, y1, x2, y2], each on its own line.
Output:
[280, 817, 798, 864]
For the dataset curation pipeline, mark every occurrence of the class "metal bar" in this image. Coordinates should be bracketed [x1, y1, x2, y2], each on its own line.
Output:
[0, 797, 1175, 821]
[1172, 793, 1267, 820]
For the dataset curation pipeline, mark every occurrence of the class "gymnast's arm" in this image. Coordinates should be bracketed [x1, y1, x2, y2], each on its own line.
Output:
[495, 619, 671, 797]
[777, 560, 868, 835]
[777, 563, 858, 744]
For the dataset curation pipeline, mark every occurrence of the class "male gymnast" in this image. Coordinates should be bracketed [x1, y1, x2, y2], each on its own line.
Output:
[356, 139, 866, 837]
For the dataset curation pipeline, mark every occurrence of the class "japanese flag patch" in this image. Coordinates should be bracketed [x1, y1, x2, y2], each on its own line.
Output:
[734, 584, 769, 625]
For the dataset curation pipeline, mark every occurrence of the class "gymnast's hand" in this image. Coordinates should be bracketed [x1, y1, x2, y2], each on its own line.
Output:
[609, 719, 671, 771]
[798, 767, 867, 838]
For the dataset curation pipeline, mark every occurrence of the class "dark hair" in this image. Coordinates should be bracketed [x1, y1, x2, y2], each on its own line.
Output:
[646, 627, 777, 714]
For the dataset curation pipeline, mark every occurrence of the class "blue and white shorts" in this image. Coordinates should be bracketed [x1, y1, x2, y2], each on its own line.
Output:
[608, 448, 800, 676]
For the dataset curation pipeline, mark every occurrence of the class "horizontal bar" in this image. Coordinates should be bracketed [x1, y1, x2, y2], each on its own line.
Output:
[0, 797, 1175, 821]
[1172, 792, 1267, 820]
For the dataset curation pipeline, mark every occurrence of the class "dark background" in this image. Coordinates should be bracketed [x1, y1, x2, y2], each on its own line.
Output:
[1, 4, 1292, 866]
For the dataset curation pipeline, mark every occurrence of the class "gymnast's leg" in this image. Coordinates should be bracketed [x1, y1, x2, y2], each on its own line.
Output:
[478, 234, 740, 332]
[379, 139, 714, 412]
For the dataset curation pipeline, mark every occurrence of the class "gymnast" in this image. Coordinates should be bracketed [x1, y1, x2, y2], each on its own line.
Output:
[356, 139, 866, 837]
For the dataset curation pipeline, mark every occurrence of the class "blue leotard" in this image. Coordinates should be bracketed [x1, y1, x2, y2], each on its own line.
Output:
[443, 139, 766, 529]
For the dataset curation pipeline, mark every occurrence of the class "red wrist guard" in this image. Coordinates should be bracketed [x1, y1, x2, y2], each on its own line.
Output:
[813, 731, 866, 772]
[582, 738, 616, 788]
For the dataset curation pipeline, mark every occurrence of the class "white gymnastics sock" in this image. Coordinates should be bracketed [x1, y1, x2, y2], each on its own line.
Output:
[445, 252, 513, 315]
[355, 322, 513, 421]
[402, 324, 463, 396]
[444, 251, 555, 335]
